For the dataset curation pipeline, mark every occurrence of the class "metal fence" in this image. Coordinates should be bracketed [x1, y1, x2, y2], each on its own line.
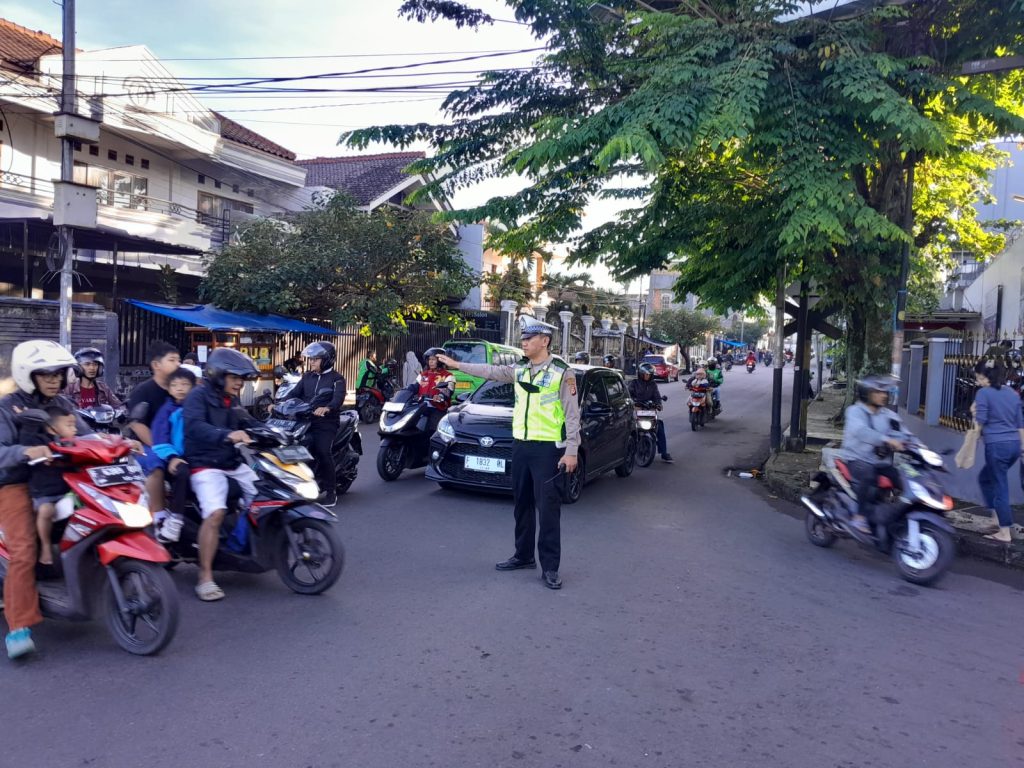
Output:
[936, 334, 1024, 431]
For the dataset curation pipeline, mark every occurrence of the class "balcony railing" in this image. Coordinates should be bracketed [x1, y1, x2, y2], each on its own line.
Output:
[0, 170, 54, 196]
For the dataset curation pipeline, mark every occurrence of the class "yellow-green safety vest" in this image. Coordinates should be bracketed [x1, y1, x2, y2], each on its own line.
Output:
[512, 359, 567, 442]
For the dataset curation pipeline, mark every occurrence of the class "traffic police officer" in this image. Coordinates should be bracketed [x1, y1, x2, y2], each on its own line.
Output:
[437, 318, 581, 589]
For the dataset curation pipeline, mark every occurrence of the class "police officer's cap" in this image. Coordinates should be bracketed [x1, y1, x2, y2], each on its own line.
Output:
[518, 317, 557, 339]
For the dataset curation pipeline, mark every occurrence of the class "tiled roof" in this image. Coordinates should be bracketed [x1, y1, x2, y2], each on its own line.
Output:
[0, 18, 62, 72]
[214, 112, 297, 161]
[296, 152, 426, 206]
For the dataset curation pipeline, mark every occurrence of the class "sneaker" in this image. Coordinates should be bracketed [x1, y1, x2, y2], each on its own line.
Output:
[661, 454, 675, 463]
[157, 514, 184, 544]
[320, 492, 337, 508]
[6, 628, 35, 659]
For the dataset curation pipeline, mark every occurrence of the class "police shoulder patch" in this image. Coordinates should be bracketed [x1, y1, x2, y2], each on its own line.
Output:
[551, 358, 569, 371]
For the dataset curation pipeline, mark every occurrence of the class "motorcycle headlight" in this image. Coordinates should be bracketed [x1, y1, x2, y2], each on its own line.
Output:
[437, 415, 456, 443]
[918, 448, 943, 468]
[381, 409, 417, 433]
[258, 458, 316, 498]
[907, 480, 947, 510]
[638, 419, 654, 430]
[295, 481, 320, 500]
[113, 500, 152, 528]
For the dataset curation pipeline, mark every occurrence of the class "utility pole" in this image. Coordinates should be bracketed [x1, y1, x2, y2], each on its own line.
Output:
[890, 159, 915, 380]
[58, 0, 77, 349]
[770, 266, 785, 452]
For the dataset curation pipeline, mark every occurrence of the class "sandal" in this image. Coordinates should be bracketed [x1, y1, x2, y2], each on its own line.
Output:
[195, 581, 225, 602]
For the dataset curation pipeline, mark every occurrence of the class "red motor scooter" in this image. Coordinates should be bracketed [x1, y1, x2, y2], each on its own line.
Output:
[0, 416, 179, 655]
[686, 380, 715, 431]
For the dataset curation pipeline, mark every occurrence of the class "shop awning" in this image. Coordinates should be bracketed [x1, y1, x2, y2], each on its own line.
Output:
[639, 335, 670, 348]
[125, 300, 343, 334]
[720, 339, 748, 347]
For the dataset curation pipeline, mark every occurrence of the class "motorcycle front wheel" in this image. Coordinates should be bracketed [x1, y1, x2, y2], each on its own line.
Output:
[358, 401, 380, 424]
[804, 507, 837, 548]
[636, 432, 656, 467]
[104, 559, 180, 656]
[376, 443, 406, 481]
[275, 518, 345, 595]
[892, 522, 955, 586]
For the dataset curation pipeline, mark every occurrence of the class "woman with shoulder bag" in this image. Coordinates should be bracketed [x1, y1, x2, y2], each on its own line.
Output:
[972, 359, 1024, 542]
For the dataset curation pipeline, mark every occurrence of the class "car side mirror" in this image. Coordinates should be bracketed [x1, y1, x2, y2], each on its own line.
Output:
[456, 391, 471, 403]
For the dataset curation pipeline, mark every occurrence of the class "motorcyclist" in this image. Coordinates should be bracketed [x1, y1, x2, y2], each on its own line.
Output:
[0, 341, 85, 658]
[405, 347, 454, 432]
[357, 352, 381, 391]
[629, 363, 673, 463]
[182, 347, 260, 602]
[745, 350, 757, 367]
[841, 374, 910, 534]
[574, 352, 591, 365]
[295, 341, 347, 508]
[65, 347, 124, 410]
[705, 358, 724, 412]
[602, 354, 617, 369]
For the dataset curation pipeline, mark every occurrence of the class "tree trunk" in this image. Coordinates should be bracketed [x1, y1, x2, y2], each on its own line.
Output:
[845, 300, 892, 405]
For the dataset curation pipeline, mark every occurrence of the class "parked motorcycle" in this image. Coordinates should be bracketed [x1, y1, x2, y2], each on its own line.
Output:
[377, 388, 446, 481]
[357, 361, 398, 424]
[0, 414, 179, 655]
[634, 396, 667, 468]
[267, 393, 363, 496]
[166, 420, 345, 595]
[800, 436, 956, 585]
[686, 380, 715, 431]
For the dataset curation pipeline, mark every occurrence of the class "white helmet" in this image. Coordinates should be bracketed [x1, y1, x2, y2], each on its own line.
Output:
[11, 340, 77, 394]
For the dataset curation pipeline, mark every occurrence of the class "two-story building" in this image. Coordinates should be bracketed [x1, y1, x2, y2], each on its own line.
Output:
[0, 17, 306, 307]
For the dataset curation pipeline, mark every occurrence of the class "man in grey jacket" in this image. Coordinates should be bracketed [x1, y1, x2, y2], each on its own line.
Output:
[841, 374, 910, 533]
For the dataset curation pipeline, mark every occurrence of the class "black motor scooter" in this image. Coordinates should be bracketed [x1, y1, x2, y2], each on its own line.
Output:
[376, 388, 446, 481]
[266, 391, 363, 496]
[166, 421, 344, 595]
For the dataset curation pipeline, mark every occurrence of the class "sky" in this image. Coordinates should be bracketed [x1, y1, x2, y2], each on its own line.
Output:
[4, 0, 629, 290]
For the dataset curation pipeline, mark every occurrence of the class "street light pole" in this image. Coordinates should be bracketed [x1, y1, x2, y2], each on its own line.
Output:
[58, 0, 77, 349]
[890, 159, 915, 380]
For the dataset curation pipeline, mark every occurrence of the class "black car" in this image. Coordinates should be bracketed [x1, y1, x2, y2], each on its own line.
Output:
[425, 364, 637, 503]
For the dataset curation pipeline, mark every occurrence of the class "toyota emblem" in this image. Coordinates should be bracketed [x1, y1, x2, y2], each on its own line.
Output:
[480, 436, 495, 448]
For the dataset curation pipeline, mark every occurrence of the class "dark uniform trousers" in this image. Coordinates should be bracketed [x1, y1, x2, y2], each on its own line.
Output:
[511, 440, 564, 571]
[310, 417, 339, 494]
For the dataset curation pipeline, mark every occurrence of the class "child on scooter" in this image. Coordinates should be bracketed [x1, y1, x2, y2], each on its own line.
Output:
[29, 404, 78, 566]
[150, 367, 197, 543]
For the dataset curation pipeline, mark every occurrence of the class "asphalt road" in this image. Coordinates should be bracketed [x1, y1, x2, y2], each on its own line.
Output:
[4, 366, 1023, 768]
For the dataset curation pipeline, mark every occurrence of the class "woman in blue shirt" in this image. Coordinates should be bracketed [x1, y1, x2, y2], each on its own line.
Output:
[973, 360, 1024, 543]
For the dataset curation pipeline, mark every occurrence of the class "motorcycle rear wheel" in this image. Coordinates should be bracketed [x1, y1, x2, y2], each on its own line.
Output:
[892, 522, 955, 586]
[636, 433, 656, 467]
[104, 560, 180, 656]
[690, 410, 700, 431]
[275, 518, 345, 595]
[804, 508, 837, 548]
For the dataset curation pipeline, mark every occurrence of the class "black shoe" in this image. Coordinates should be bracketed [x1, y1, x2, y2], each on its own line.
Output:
[661, 454, 674, 463]
[321, 493, 337, 508]
[542, 570, 562, 589]
[495, 556, 536, 571]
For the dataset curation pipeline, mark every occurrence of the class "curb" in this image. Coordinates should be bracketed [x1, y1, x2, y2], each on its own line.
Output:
[761, 451, 1024, 571]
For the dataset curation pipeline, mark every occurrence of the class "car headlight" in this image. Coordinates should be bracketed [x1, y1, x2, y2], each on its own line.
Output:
[638, 419, 654, 430]
[918, 448, 943, 468]
[437, 415, 456, 443]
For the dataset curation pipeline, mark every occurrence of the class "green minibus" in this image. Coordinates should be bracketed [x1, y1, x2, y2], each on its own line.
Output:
[442, 339, 523, 395]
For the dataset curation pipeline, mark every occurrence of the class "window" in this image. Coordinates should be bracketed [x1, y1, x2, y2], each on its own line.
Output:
[197, 191, 254, 223]
[73, 162, 148, 210]
[88, 145, 99, 156]
[124, 154, 134, 166]
[603, 374, 627, 406]
[214, 180, 222, 189]
[441, 342, 487, 365]
[583, 376, 608, 407]
[107, 149, 117, 161]
[140, 158, 150, 170]
[472, 381, 514, 406]
[72, 140, 82, 152]
[198, 174, 206, 184]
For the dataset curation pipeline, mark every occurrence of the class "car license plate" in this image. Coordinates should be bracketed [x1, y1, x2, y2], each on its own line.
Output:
[465, 455, 505, 473]
[635, 409, 657, 417]
[455, 380, 473, 390]
[273, 445, 313, 463]
[383, 402, 405, 413]
[86, 463, 145, 487]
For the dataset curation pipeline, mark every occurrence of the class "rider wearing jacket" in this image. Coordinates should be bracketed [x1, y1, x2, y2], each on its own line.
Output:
[295, 341, 347, 508]
[628, 363, 672, 463]
[65, 347, 124, 409]
[841, 374, 909, 534]
[0, 341, 84, 658]
[706, 358, 723, 412]
[406, 348, 454, 432]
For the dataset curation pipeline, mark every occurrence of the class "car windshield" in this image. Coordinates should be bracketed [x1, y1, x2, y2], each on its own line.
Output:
[642, 355, 665, 365]
[472, 381, 515, 406]
[445, 343, 487, 364]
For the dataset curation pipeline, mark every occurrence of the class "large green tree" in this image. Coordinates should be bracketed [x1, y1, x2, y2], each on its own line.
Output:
[200, 194, 476, 334]
[346, 0, 1024, 379]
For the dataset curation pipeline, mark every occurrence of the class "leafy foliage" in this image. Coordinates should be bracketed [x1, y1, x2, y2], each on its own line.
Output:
[647, 307, 721, 349]
[482, 264, 534, 307]
[200, 195, 476, 334]
[347, 0, 1024, 379]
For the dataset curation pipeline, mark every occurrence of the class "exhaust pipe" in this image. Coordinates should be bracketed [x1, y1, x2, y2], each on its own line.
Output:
[800, 495, 826, 519]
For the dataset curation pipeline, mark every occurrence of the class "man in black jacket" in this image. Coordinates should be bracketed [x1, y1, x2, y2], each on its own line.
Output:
[296, 341, 347, 507]
[183, 348, 259, 602]
[628, 363, 673, 463]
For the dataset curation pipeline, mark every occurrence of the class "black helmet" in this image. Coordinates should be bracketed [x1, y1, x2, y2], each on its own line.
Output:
[205, 348, 259, 391]
[574, 351, 591, 364]
[638, 362, 655, 380]
[73, 346, 105, 378]
[602, 354, 616, 367]
[856, 373, 898, 403]
[424, 347, 447, 370]
[301, 341, 336, 371]
[707, 358, 718, 369]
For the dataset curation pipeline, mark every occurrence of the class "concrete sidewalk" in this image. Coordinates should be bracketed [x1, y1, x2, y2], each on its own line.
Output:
[765, 384, 1024, 569]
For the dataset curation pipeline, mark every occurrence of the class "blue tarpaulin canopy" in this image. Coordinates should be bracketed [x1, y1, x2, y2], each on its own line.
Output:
[719, 339, 747, 347]
[126, 300, 342, 335]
